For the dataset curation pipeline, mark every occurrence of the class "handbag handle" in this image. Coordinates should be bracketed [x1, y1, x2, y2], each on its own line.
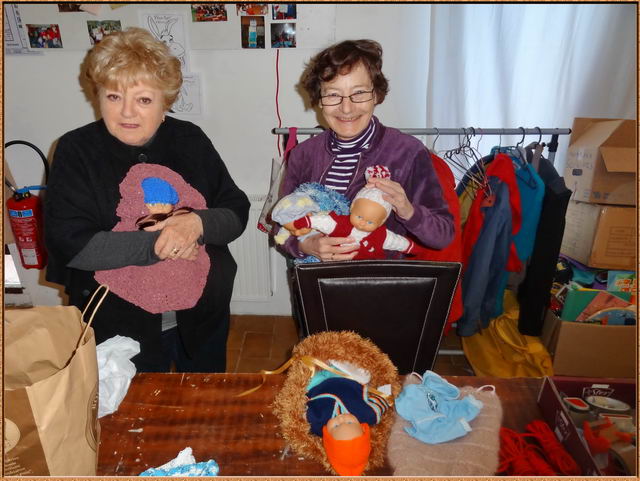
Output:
[282, 127, 298, 161]
[77, 284, 110, 348]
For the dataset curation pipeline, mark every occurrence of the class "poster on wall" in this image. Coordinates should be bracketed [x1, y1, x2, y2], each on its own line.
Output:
[236, 4, 268, 16]
[240, 16, 264, 49]
[139, 11, 189, 72]
[26, 24, 63, 48]
[191, 4, 227, 22]
[171, 72, 202, 115]
[270, 23, 295, 48]
[87, 20, 122, 45]
[4, 4, 42, 55]
[272, 4, 296, 20]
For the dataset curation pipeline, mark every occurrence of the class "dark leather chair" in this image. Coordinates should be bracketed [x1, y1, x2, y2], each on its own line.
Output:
[293, 260, 461, 374]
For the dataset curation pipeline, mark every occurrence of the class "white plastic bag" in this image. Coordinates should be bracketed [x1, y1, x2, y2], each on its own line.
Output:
[96, 335, 140, 418]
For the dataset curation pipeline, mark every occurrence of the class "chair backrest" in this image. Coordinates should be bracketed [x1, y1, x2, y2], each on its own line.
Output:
[293, 260, 461, 374]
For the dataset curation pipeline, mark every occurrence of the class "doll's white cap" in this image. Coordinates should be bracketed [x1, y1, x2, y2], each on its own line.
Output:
[353, 166, 392, 217]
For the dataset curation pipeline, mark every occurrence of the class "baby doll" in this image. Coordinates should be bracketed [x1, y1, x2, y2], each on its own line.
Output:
[135, 177, 194, 229]
[272, 331, 401, 477]
[283, 166, 424, 260]
[271, 182, 350, 244]
[306, 371, 391, 475]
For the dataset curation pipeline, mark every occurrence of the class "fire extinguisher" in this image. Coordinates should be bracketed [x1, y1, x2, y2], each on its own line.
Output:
[5, 140, 49, 270]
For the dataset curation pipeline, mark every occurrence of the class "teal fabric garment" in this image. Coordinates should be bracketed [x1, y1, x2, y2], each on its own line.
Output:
[492, 161, 545, 317]
[306, 368, 343, 391]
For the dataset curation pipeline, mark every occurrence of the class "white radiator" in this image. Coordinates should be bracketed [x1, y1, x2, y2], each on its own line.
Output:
[229, 195, 272, 301]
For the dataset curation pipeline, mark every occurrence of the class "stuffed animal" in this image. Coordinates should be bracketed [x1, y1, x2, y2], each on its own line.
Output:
[272, 331, 401, 476]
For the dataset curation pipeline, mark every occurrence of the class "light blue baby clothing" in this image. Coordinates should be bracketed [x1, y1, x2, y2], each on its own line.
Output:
[395, 370, 483, 444]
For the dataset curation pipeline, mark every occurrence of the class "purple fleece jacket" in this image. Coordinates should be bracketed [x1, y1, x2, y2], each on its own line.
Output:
[279, 118, 454, 258]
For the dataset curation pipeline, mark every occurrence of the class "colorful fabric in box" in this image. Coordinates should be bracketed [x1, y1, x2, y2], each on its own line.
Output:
[95, 164, 210, 313]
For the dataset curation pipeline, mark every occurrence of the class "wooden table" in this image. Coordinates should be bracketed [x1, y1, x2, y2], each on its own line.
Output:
[97, 373, 544, 476]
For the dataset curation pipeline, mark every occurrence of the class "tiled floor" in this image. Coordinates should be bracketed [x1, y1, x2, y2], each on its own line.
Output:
[226, 315, 474, 376]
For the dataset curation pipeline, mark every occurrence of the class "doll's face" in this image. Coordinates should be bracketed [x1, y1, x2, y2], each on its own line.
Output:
[326, 413, 364, 441]
[349, 198, 387, 232]
[146, 202, 174, 214]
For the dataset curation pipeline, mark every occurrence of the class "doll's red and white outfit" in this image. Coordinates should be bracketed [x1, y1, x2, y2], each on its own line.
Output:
[291, 212, 419, 260]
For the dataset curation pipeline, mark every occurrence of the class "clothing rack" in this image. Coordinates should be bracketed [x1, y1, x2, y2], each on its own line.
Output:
[273, 127, 571, 164]
[274, 126, 572, 357]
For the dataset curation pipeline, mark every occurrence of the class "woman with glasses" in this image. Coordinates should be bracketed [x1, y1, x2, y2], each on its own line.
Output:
[44, 28, 249, 372]
[278, 39, 454, 262]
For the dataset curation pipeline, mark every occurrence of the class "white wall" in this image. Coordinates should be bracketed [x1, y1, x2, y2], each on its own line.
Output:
[4, 3, 430, 313]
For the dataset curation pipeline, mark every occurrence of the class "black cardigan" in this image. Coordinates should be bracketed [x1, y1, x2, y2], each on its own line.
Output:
[44, 116, 250, 363]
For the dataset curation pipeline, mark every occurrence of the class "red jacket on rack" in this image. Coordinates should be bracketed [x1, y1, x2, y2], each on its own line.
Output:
[411, 152, 463, 334]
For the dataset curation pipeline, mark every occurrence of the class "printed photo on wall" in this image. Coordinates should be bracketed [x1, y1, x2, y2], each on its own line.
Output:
[139, 12, 189, 72]
[240, 16, 265, 49]
[191, 4, 227, 22]
[272, 4, 296, 20]
[236, 4, 268, 16]
[87, 20, 122, 45]
[26, 24, 63, 48]
[170, 73, 202, 115]
[57, 3, 82, 12]
[271, 22, 296, 48]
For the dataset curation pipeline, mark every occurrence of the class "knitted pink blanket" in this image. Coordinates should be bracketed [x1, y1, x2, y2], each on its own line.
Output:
[95, 164, 210, 313]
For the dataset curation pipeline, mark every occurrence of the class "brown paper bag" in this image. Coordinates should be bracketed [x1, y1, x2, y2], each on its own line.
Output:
[4, 286, 108, 476]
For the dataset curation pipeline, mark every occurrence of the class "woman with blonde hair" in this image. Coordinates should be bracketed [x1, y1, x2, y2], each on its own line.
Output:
[45, 27, 249, 372]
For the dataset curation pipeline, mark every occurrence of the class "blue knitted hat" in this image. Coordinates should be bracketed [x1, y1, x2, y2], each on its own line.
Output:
[141, 177, 179, 205]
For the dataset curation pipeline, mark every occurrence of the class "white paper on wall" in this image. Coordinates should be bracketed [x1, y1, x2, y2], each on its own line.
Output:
[4, 4, 42, 55]
[139, 11, 190, 72]
[171, 72, 202, 116]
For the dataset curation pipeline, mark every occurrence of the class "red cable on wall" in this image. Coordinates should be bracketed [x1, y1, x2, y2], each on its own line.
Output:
[275, 49, 282, 156]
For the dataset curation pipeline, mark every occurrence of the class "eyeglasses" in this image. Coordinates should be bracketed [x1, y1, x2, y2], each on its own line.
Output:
[320, 89, 374, 106]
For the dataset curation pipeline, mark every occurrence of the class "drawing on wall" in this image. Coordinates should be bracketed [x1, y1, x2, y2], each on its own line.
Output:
[87, 20, 122, 45]
[4, 4, 42, 55]
[271, 22, 295, 48]
[171, 73, 201, 115]
[240, 16, 265, 49]
[236, 4, 268, 16]
[272, 4, 296, 20]
[139, 12, 189, 72]
[191, 4, 227, 22]
[26, 24, 63, 48]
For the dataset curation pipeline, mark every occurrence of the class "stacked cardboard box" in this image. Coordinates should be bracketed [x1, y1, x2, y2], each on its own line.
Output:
[561, 118, 636, 270]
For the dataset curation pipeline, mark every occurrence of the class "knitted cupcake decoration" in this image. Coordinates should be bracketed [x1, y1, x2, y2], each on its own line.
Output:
[94, 163, 210, 313]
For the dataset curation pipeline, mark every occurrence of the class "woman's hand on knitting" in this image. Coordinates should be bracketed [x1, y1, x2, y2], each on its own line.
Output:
[299, 233, 358, 262]
[366, 178, 415, 220]
[145, 212, 203, 261]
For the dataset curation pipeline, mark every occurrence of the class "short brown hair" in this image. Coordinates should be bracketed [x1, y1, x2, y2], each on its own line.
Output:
[83, 27, 182, 110]
[301, 39, 389, 106]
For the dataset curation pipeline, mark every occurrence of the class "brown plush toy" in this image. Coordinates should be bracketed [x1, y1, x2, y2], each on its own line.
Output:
[272, 331, 401, 475]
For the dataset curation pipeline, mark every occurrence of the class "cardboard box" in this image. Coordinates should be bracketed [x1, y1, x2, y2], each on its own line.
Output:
[537, 376, 636, 475]
[564, 117, 636, 206]
[560, 200, 636, 270]
[541, 309, 636, 378]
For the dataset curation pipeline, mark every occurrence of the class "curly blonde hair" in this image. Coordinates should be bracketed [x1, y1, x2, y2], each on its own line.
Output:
[84, 27, 182, 110]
